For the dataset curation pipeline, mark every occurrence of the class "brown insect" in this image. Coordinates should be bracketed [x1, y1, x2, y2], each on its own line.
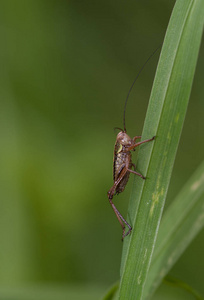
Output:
[107, 48, 159, 240]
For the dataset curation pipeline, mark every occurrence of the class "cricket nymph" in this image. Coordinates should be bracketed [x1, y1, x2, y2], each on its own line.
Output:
[107, 131, 155, 239]
[107, 46, 159, 240]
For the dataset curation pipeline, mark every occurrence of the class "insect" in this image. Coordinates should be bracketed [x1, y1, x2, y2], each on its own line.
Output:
[107, 48, 160, 240]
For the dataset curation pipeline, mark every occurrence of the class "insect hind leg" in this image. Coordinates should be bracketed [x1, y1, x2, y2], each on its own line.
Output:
[107, 165, 132, 239]
[108, 196, 132, 240]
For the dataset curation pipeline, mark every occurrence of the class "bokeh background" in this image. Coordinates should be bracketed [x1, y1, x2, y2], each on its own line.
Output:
[1, 0, 204, 298]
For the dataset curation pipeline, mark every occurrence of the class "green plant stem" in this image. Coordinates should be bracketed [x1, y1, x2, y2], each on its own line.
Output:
[118, 0, 204, 299]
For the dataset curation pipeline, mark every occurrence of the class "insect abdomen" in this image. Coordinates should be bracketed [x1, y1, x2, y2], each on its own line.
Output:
[114, 150, 132, 194]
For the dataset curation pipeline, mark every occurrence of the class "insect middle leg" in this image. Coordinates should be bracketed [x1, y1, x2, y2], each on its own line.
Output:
[128, 168, 146, 179]
[133, 136, 141, 142]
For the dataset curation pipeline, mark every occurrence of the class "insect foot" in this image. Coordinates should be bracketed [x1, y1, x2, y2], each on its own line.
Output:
[122, 227, 132, 241]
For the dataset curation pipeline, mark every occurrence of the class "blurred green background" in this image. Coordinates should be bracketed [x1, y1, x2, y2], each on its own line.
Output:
[0, 0, 203, 298]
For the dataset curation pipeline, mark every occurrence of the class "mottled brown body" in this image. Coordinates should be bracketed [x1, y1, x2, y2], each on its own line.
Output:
[108, 131, 155, 239]
[114, 143, 131, 195]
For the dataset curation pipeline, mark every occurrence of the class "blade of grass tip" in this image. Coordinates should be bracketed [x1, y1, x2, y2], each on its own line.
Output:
[101, 282, 119, 300]
[119, 0, 204, 299]
[164, 276, 204, 300]
[144, 161, 204, 299]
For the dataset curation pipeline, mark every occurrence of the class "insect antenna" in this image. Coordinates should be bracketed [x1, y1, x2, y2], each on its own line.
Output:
[123, 45, 161, 132]
[114, 127, 123, 133]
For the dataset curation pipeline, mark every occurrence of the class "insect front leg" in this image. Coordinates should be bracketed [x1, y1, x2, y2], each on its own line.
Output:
[133, 136, 141, 142]
[132, 136, 141, 151]
[126, 136, 155, 152]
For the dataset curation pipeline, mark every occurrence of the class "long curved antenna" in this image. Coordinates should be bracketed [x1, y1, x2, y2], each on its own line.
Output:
[114, 127, 124, 133]
[123, 45, 161, 132]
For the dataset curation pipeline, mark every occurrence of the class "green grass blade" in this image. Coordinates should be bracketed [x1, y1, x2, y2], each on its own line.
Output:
[144, 161, 204, 299]
[101, 282, 119, 300]
[119, 0, 204, 299]
[163, 276, 204, 300]
[101, 162, 204, 300]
